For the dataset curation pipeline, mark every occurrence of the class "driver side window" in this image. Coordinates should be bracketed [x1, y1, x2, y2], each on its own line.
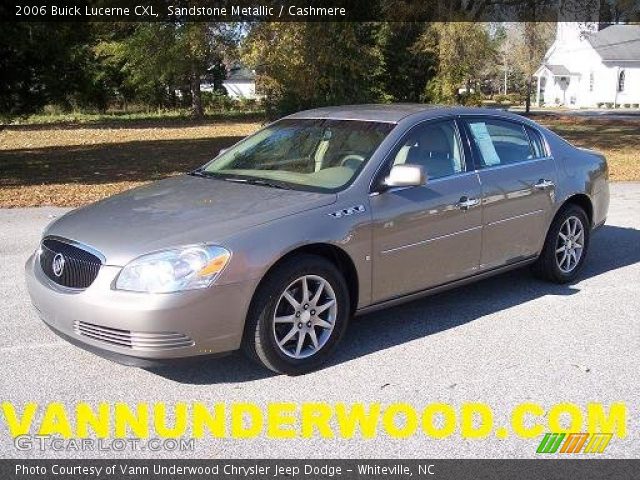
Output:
[392, 120, 465, 180]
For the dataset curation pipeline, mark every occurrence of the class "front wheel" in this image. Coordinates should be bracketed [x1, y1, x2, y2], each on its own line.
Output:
[242, 254, 350, 375]
[532, 204, 590, 283]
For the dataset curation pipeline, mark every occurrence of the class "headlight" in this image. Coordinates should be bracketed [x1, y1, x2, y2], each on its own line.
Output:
[115, 245, 231, 293]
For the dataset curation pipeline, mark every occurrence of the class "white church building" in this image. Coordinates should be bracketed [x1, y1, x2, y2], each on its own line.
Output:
[534, 23, 640, 108]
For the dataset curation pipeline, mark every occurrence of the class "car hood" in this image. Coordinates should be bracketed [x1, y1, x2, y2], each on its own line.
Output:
[45, 175, 336, 266]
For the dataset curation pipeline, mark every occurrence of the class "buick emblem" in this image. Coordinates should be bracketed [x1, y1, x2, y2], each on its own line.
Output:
[52, 253, 65, 277]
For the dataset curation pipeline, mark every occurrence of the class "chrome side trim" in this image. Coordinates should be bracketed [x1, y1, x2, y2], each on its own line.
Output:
[356, 256, 537, 315]
[486, 209, 544, 227]
[381, 225, 482, 255]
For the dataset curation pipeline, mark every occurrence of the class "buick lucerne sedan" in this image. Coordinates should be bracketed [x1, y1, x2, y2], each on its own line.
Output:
[26, 105, 609, 374]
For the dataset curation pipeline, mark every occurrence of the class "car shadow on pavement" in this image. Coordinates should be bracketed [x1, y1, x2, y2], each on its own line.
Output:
[148, 224, 640, 384]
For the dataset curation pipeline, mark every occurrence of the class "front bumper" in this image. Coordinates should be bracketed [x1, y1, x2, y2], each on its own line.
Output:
[25, 253, 255, 364]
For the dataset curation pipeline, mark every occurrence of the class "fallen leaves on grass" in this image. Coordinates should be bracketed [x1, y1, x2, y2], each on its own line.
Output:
[0, 116, 638, 208]
[0, 122, 260, 207]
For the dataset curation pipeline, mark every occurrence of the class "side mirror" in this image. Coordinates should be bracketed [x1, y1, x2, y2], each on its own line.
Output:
[383, 164, 427, 188]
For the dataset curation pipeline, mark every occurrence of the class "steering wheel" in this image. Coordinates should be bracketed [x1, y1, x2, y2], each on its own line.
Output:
[340, 154, 366, 169]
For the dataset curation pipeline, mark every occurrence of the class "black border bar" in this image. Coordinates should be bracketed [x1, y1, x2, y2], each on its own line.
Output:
[3, 459, 639, 480]
[2, 0, 639, 22]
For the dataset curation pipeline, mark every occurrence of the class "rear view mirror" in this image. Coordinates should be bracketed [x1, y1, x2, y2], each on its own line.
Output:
[383, 164, 426, 188]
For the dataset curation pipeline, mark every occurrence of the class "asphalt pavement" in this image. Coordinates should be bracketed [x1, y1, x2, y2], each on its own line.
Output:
[0, 183, 639, 459]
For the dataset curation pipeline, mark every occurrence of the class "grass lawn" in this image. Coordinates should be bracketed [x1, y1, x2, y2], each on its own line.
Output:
[534, 114, 639, 184]
[0, 114, 638, 208]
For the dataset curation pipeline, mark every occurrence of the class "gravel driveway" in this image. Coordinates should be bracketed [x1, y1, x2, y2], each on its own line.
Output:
[1, 183, 639, 459]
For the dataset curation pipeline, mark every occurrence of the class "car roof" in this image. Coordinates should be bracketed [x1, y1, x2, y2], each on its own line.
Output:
[285, 104, 529, 124]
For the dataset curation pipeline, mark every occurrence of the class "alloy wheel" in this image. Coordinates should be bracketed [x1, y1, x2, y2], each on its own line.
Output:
[555, 215, 585, 273]
[272, 275, 337, 359]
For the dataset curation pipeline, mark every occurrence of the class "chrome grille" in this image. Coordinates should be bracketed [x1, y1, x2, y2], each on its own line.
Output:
[40, 238, 102, 289]
[74, 321, 194, 350]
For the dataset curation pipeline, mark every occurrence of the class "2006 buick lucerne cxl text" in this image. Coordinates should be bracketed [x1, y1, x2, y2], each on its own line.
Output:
[26, 105, 609, 375]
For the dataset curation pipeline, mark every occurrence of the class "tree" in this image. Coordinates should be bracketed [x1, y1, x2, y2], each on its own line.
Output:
[96, 22, 239, 117]
[503, 22, 554, 112]
[378, 22, 436, 102]
[0, 22, 103, 123]
[417, 22, 496, 104]
[242, 22, 383, 118]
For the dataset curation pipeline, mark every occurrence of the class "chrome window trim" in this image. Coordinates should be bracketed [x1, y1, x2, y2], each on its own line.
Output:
[524, 125, 550, 159]
[468, 155, 554, 173]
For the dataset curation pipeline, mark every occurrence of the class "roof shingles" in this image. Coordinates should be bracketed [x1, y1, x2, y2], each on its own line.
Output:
[587, 24, 640, 62]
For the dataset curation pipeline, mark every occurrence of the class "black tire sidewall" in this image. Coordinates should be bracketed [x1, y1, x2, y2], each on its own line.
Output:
[246, 255, 350, 375]
[541, 205, 590, 283]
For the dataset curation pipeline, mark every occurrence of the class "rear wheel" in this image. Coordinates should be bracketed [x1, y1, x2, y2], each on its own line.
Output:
[532, 204, 590, 283]
[242, 254, 350, 375]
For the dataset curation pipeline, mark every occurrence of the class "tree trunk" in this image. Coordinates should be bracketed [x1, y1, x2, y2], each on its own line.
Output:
[190, 63, 203, 119]
[525, 75, 532, 113]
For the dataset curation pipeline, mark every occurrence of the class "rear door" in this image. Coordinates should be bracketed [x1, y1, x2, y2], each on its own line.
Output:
[370, 118, 482, 302]
[461, 117, 557, 270]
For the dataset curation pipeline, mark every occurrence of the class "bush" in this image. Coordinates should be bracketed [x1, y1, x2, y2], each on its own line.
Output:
[493, 94, 508, 103]
[604, 102, 613, 109]
[458, 92, 483, 107]
[201, 91, 236, 111]
[596, 102, 604, 108]
[506, 93, 522, 104]
[237, 97, 260, 111]
[632, 103, 640, 109]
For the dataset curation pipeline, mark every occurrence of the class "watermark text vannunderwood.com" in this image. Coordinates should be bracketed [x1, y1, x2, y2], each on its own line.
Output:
[14, 435, 195, 452]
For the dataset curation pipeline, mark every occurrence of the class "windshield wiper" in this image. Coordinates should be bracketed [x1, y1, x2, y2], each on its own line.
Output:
[188, 168, 214, 178]
[223, 177, 292, 190]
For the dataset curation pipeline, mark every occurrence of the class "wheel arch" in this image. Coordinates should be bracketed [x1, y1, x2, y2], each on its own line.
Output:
[253, 243, 359, 316]
[560, 193, 594, 227]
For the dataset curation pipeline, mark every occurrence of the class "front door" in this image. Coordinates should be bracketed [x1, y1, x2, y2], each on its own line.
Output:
[462, 117, 558, 270]
[370, 119, 483, 303]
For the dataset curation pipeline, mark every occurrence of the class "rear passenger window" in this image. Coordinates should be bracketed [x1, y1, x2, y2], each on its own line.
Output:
[466, 119, 534, 168]
[526, 127, 547, 158]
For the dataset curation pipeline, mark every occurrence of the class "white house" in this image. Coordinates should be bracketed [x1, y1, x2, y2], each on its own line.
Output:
[534, 23, 640, 108]
[222, 66, 259, 100]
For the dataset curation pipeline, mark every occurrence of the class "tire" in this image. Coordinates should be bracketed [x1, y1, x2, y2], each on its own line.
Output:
[242, 254, 350, 375]
[532, 204, 590, 283]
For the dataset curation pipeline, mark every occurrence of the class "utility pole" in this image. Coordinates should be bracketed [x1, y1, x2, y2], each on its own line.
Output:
[504, 66, 508, 95]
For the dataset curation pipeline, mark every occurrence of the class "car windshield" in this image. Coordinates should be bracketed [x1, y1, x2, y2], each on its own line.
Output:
[201, 118, 394, 192]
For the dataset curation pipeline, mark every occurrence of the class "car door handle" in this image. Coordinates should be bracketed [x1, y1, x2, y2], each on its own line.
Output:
[534, 179, 555, 190]
[457, 196, 481, 210]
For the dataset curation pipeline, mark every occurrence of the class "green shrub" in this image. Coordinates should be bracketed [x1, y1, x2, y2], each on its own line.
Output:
[201, 92, 236, 111]
[458, 92, 483, 106]
[505, 93, 522, 104]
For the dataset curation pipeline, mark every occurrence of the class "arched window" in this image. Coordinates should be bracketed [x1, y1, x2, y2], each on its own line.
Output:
[618, 70, 625, 92]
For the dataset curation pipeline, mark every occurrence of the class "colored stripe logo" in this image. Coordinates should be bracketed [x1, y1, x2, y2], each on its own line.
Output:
[537, 433, 612, 454]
